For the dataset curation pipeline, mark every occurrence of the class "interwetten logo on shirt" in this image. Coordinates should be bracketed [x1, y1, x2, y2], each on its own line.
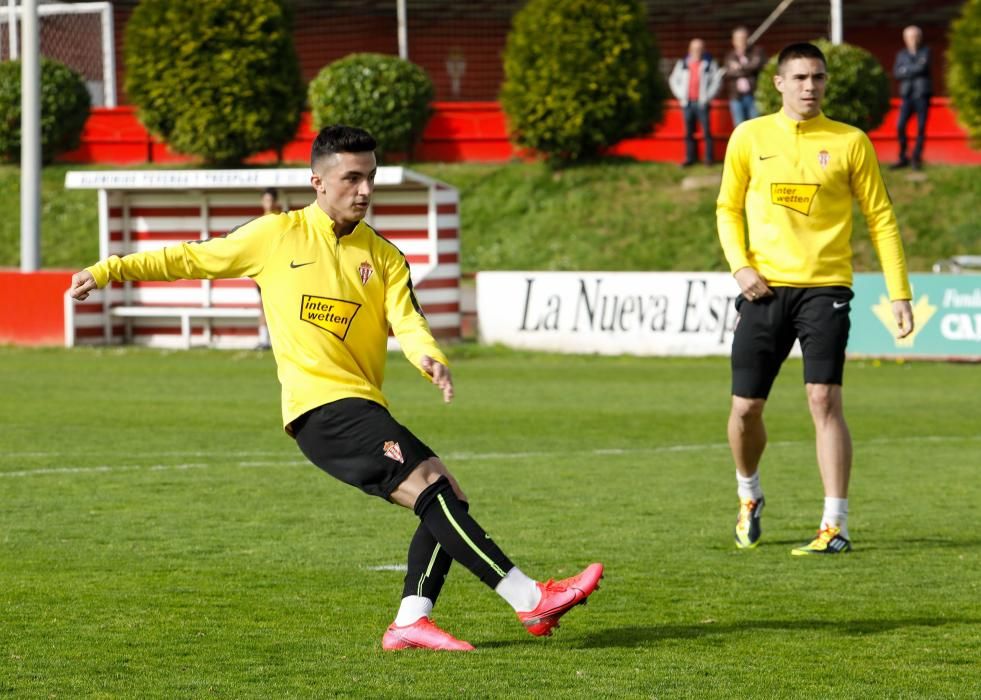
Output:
[300, 294, 361, 340]
[770, 183, 820, 215]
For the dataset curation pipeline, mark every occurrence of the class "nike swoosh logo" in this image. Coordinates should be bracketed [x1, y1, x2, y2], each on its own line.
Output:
[833, 301, 848, 309]
[759, 155, 778, 161]
[290, 261, 315, 269]
[536, 589, 580, 617]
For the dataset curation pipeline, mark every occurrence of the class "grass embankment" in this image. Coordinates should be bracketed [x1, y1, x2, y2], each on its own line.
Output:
[1, 161, 978, 272]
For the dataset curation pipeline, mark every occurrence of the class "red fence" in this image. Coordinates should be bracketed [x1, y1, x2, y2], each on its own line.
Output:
[61, 98, 981, 167]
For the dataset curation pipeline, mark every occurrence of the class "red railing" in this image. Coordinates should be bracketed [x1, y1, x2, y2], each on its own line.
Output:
[61, 98, 980, 167]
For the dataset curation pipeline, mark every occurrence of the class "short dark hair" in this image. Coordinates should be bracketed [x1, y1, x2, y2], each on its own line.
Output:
[262, 187, 278, 199]
[310, 125, 377, 170]
[777, 42, 827, 71]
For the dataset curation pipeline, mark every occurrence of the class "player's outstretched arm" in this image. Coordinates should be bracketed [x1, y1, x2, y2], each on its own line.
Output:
[420, 355, 454, 403]
[69, 269, 98, 301]
[892, 300, 914, 339]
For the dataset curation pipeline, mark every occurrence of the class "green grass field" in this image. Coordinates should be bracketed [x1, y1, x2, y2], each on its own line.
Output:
[2, 346, 979, 698]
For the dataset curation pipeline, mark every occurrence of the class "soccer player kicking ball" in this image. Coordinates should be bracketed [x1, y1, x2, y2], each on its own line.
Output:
[716, 43, 914, 555]
[69, 125, 603, 651]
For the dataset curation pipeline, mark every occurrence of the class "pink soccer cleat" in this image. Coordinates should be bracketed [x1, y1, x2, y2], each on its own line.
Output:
[381, 617, 475, 651]
[517, 562, 604, 637]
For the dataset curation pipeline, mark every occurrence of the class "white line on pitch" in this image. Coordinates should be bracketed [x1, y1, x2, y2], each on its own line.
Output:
[2, 434, 978, 478]
[5, 433, 978, 463]
[2, 449, 289, 459]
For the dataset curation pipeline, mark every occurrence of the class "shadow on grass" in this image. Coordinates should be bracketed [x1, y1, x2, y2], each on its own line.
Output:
[861, 537, 981, 551]
[574, 616, 981, 649]
[721, 537, 981, 551]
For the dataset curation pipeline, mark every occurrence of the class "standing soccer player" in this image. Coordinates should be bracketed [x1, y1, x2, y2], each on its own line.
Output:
[716, 43, 914, 555]
[69, 125, 603, 650]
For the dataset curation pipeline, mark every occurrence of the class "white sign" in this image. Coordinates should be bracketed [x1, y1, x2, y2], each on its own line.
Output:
[477, 271, 744, 356]
[64, 167, 421, 190]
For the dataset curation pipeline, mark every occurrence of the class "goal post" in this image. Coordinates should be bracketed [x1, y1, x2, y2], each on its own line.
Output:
[1, 1, 116, 106]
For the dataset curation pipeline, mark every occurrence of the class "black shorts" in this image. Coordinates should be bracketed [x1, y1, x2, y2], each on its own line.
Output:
[731, 286, 854, 399]
[292, 398, 436, 500]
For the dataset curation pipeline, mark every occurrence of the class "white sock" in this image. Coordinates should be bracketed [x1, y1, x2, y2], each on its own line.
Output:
[393, 595, 433, 627]
[257, 324, 270, 345]
[821, 497, 849, 539]
[494, 567, 541, 613]
[736, 471, 763, 501]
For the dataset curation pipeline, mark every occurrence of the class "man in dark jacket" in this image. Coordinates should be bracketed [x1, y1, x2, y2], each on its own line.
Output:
[892, 26, 932, 170]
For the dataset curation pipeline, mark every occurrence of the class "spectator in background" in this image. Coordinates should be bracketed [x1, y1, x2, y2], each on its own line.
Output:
[256, 187, 284, 350]
[724, 27, 766, 126]
[892, 25, 932, 170]
[261, 187, 284, 216]
[669, 38, 724, 166]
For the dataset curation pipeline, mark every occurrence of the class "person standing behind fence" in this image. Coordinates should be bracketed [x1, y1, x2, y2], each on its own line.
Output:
[724, 27, 766, 126]
[892, 25, 932, 170]
[670, 38, 724, 166]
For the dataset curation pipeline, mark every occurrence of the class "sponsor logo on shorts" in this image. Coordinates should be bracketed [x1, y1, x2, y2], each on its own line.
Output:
[359, 261, 374, 286]
[383, 440, 404, 463]
[833, 300, 848, 309]
[770, 183, 820, 215]
[300, 294, 361, 340]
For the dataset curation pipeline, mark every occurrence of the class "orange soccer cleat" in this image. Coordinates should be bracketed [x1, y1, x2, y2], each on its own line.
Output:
[518, 562, 604, 637]
[381, 617, 475, 652]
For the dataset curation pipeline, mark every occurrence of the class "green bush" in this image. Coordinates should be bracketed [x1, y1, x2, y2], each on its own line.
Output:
[308, 53, 434, 160]
[500, 0, 666, 165]
[947, 0, 981, 145]
[0, 58, 90, 163]
[124, 0, 304, 166]
[756, 39, 890, 132]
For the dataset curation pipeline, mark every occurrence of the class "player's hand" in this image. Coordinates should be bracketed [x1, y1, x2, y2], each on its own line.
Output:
[892, 300, 914, 339]
[69, 269, 98, 301]
[733, 266, 772, 302]
[421, 355, 454, 403]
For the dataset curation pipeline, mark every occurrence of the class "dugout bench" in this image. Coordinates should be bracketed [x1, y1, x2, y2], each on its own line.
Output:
[63, 168, 461, 349]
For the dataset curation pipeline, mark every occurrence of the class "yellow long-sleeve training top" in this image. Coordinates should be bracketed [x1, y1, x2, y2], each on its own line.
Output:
[717, 109, 911, 301]
[87, 201, 448, 432]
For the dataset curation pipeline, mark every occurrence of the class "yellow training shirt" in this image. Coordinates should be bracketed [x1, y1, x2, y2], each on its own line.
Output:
[87, 202, 448, 432]
[717, 109, 911, 300]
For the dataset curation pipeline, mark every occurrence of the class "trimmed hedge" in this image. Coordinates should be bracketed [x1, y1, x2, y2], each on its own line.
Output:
[0, 58, 90, 163]
[947, 0, 981, 145]
[500, 0, 666, 165]
[308, 53, 434, 160]
[756, 39, 890, 132]
[124, 0, 304, 165]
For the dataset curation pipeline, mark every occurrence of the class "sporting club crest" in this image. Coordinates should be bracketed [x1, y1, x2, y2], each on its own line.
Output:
[359, 261, 374, 286]
[818, 150, 830, 169]
[383, 440, 404, 463]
